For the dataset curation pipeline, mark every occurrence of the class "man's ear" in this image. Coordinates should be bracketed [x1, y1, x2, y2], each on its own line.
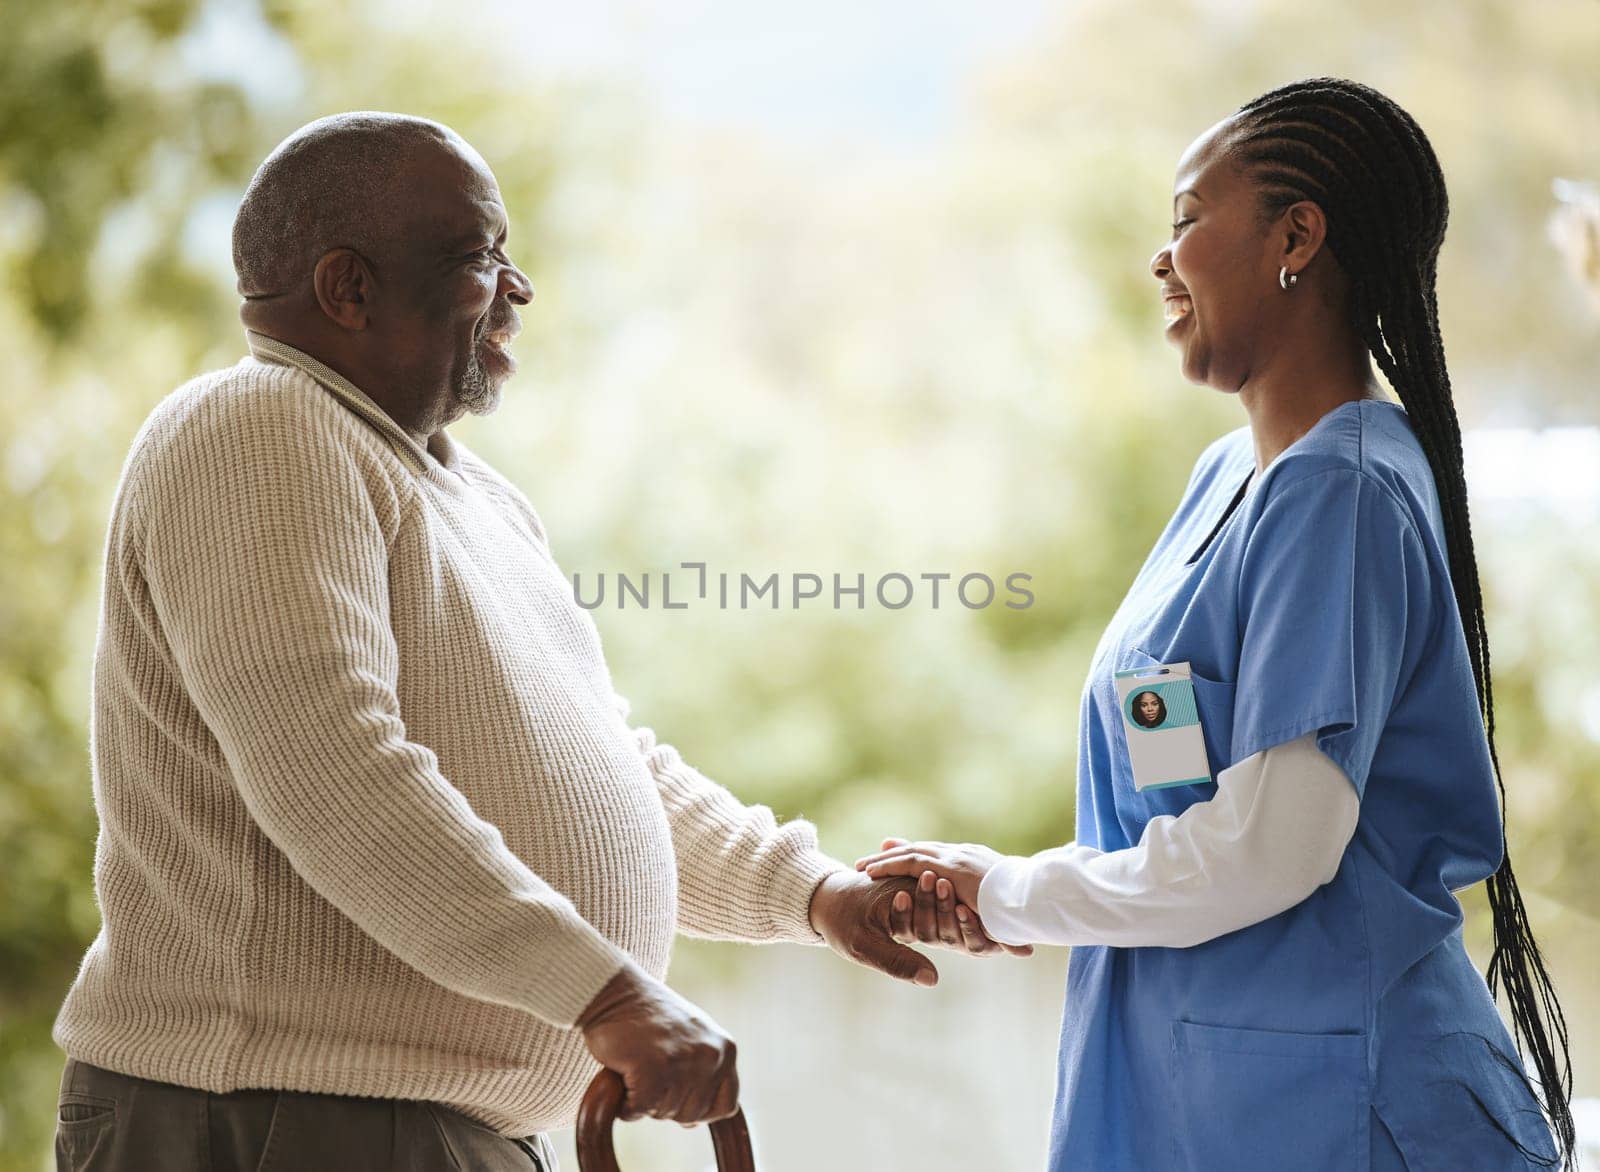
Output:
[311, 248, 374, 330]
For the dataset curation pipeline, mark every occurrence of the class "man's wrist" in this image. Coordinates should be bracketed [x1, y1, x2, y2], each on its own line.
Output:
[806, 868, 855, 935]
[573, 960, 644, 1031]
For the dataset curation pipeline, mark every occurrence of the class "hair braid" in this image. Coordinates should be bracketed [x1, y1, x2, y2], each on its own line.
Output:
[1230, 76, 1577, 1170]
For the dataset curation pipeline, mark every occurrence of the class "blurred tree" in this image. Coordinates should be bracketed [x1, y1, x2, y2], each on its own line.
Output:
[0, 0, 255, 341]
[0, 2, 268, 1163]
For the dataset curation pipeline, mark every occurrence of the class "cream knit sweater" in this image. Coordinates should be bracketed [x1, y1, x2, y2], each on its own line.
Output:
[52, 330, 846, 1137]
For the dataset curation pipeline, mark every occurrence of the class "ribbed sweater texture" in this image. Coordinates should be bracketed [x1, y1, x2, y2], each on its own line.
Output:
[51, 331, 845, 1136]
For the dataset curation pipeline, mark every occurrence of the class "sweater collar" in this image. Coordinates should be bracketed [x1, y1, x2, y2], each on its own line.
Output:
[244, 329, 467, 487]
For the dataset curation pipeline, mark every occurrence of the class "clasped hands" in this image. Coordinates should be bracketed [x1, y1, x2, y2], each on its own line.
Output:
[834, 836, 1031, 968]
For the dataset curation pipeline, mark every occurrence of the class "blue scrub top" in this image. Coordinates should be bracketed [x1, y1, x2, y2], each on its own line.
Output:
[1052, 399, 1559, 1171]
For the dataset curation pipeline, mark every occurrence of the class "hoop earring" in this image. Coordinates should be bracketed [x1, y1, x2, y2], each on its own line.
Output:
[1279, 265, 1298, 290]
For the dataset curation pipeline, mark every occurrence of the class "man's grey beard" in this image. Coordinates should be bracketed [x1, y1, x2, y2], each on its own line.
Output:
[454, 339, 501, 416]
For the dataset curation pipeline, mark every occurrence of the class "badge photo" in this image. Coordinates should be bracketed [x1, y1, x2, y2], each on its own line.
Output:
[1113, 660, 1214, 791]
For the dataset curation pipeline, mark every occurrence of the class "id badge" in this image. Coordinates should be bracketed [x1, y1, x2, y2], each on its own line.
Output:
[1113, 660, 1214, 790]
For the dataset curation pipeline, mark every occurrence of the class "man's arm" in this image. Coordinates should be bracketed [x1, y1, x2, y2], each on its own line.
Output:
[613, 694, 845, 945]
[143, 388, 630, 1027]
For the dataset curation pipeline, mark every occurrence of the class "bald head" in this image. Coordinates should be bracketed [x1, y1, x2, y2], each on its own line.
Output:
[232, 112, 471, 297]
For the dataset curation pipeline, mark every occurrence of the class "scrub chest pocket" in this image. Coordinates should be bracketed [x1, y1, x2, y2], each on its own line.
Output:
[1170, 1019, 1371, 1172]
[1119, 647, 1236, 786]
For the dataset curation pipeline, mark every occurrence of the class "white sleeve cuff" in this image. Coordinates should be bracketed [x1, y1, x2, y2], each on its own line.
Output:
[977, 844, 1104, 947]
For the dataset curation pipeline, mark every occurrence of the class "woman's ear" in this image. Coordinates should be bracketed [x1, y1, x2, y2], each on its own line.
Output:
[1282, 199, 1329, 271]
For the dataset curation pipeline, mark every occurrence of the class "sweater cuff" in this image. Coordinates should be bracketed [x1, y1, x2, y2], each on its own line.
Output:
[976, 855, 1042, 948]
[516, 903, 636, 1028]
[765, 848, 851, 946]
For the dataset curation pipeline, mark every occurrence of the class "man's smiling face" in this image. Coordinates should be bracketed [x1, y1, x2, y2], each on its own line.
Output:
[377, 138, 533, 424]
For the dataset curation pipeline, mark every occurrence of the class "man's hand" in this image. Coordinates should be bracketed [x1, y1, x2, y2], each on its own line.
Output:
[576, 964, 740, 1128]
[808, 869, 942, 986]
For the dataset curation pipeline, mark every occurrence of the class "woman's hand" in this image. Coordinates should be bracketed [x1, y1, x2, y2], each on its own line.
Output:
[860, 838, 1032, 957]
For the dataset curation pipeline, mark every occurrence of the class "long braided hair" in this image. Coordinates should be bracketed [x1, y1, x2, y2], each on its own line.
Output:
[1228, 76, 1576, 1170]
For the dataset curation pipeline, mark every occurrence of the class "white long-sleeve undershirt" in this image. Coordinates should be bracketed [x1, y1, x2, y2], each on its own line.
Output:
[975, 732, 1359, 949]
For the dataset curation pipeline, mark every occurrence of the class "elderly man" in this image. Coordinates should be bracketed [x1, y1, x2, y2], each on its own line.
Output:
[49, 113, 1024, 1171]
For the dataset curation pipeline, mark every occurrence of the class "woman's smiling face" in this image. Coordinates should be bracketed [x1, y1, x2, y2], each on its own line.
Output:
[1150, 116, 1278, 394]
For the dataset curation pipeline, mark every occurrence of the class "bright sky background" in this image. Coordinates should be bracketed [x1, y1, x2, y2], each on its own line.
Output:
[485, 0, 1057, 145]
[183, 0, 1058, 147]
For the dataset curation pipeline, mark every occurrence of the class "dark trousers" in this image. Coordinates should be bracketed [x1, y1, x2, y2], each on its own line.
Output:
[55, 1057, 558, 1171]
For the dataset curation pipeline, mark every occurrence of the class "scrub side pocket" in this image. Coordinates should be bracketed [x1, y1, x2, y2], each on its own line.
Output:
[1169, 1018, 1371, 1172]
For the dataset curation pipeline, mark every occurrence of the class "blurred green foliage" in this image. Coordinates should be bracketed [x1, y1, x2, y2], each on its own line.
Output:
[0, 3, 264, 1163]
[3, 0, 1599, 1168]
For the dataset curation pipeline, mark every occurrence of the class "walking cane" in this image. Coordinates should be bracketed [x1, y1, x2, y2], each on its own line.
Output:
[576, 1069, 756, 1172]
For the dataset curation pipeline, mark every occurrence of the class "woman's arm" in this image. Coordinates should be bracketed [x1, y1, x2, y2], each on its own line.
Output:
[974, 731, 1357, 947]
[857, 731, 1358, 949]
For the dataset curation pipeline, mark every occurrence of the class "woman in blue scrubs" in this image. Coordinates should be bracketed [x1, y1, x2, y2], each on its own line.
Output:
[857, 77, 1577, 1171]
